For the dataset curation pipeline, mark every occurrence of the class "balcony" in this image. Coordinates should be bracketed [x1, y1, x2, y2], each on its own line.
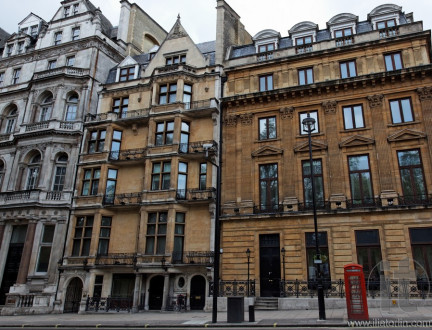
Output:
[0, 190, 72, 207]
[0, 133, 12, 142]
[253, 204, 284, 214]
[346, 198, 382, 209]
[176, 188, 216, 202]
[296, 44, 313, 54]
[178, 140, 218, 157]
[95, 253, 135, 266]
[102, 192, 142, 206]
[257, 51, 274, 62]
[379, 27, 399, 39]
[171, 251, 214, 265]
[22, 120, 82, 134]
[155, 64, 197, 75]
[108, 148, 147, 162]
[33, 66, 90, 80]
[335, 36, 354, 47]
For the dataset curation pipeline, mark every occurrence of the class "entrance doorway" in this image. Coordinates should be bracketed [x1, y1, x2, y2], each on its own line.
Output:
[148, 275, 164, 310]
[64, 277, 83, 313]
[190, 275, 206, 310]
[259, 234, 281, 297]
[0, 225, 27, 305]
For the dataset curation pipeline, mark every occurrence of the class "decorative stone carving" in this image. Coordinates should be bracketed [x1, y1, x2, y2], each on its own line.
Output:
[240, 113, 253, 126]
[322, 100, 337, 114]
[280, 106, 294, 119]
[367, 94, 384, 108]
[417, 87, 432, 101]
[224, 115, 237, 127]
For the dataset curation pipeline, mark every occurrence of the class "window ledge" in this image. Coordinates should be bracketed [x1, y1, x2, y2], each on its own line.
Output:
[387, 121, 420, 128]
[296, 132, 325, 138]
[256, 138, 281, 143]
[340, 127, 371, 133]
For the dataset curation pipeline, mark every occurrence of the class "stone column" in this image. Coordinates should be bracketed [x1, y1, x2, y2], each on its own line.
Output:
[16, 221, 37, 284]
[417, 87, 432, 161]
[132, 274, 142, 313]
[161, 274, 169, 311]
[0, 222, 5, 247]
[368, 94, 395, 192]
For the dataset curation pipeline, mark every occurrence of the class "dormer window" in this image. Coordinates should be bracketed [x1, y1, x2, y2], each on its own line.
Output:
[296, 36, 313, 46]
[119, 67, 135, 81]
[377, 19, 397, 38]
[17, 42, 24, 54]
[258, 43, 274, 53]
[64, 6, 70, 17]
[335, 28, 353, 46]
[73, 4, 79, 15]
[20, 27, 28, 34]
[166, 55, 186, 66]
[30, 25, 38, 37]
[6, 44, 13, 57]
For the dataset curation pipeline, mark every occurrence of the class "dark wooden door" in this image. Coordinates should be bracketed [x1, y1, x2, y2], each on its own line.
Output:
[0, 243, 24, 305]
[190, 275, 206, 310]
[148, 276, 164, 310]
[64, 278, 83, 313]
[259, 234, 281, 297]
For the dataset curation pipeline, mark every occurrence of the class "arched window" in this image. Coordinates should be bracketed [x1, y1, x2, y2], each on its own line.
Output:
[4, 106, 18, 133]
[39, 94, 53, 122]
[53, 153, 68, 191]
[26, 153, 41, 190]
[65, 93, 78, 121]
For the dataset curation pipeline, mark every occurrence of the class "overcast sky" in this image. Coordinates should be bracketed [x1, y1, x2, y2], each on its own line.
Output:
[3, 0, 432, 44]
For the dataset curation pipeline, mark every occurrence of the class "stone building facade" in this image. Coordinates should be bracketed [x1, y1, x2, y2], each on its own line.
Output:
[219, 3, 432, 303]
[0, 0, 165, 315]
[60, 17, 222, 313]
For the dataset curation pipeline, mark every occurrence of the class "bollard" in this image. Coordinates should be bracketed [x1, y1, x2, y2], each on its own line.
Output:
[249, 305, 255, 322]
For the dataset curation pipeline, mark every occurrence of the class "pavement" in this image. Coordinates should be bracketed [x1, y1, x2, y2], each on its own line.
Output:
[1, 307, 432, 328]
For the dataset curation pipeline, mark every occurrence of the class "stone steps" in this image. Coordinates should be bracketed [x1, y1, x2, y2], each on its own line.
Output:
[254, 297, 278, 310]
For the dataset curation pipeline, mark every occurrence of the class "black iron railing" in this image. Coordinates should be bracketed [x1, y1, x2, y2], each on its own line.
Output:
[86, 296, 133, 312]
[209, 280, 256, 297]
[178, 140, 217, 154]
[176, 188, 216, 201]
[172, 251, 214, 265]
[280, 279, 431, 299]
[298, 201, 331, 211]
[102, 193, 142, 206]
[253, 204, 284, 214]
[346, 198, 382, 209]
[95, 253, 135, 266]
[109, 148, 147, 161]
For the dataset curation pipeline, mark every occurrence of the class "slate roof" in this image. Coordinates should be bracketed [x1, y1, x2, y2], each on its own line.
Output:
[229, 12, 413, 59]
[86, 0, 113, 36]
[0, 27, 11, 51]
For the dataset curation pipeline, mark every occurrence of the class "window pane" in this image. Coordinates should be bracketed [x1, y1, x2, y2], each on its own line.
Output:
[268, 117, 276, 138]
[340, 63, 348, 79]
[42, 225, 55, 243]
[401, 99, 413, 122]
[349, 156, 369, 171]
[36, 246, 51, 272]
[390, 101, 402, 123]
[145, 237, 154, 254]
[353, 106, 364, 128]
[343, 107, 353, 129]
[156, 237, 166, 254]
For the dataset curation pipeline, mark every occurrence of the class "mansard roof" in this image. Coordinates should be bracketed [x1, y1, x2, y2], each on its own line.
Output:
[253, 29, 281, 41]
[289, 21, 318, 34]
[0, 27, 11, 50]
[327, 13, 358, 26]
[368, 4, 402, 19]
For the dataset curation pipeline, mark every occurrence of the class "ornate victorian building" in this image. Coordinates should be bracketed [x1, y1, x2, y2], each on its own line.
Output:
[0, 0, 165, 315]
[60, 17, 222, 313]
[219, 2, 432, 303]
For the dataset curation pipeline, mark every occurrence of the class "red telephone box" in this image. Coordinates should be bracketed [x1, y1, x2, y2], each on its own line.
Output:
[344, 263, 369, 321]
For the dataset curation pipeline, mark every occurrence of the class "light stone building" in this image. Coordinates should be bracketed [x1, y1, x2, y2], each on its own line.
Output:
[218, 2, 432, 309]
[0, 0, 166, 315]
[60, 16, 222, 313]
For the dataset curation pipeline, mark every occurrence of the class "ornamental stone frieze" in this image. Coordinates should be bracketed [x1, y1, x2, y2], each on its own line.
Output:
[367, 94, 384, 108]
[417, 86, 432, 101]
[224, 114, 237, 127]
[280, 106, 294, 119]
[322, 100, 337, 114]
[240, 113, 253, 126]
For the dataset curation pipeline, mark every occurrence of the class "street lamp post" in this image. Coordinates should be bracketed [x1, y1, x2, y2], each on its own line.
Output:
[246, 248, 251, 296]
[302, 113, 326, 320]
[281, 247, 286, 282]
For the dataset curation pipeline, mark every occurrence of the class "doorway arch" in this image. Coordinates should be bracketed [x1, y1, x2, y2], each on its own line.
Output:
[190, 275, 206, 310]
[148, 275, 164, 310]
[64, 277, 83, 313]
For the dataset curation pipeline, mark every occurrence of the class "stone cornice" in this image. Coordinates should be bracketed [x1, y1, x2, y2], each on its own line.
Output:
[222, 65, 432, 110]
[0, 36, 124, 68]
